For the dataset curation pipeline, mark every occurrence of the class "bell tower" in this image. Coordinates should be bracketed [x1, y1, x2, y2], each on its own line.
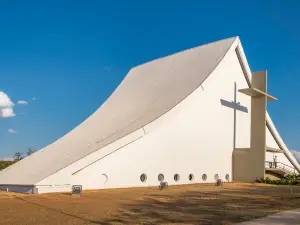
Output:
[233, 70, 277, 181]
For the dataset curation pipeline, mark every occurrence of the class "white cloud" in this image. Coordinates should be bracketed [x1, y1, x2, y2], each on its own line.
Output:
[32, 97, 36, 100]
[8, 129, 17, 134]
[0, 108, 15, 118]
[17, 100, 28, 105]
[0, 92, 14, 108]
[0, 92, 15, 118]
[291, 150, 300, 163]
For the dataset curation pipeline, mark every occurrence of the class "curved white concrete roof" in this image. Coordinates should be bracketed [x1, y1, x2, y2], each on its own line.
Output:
[0, 37, 237, 184]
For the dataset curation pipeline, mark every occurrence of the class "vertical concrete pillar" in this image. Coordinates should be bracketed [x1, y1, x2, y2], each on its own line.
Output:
[233, 70, 276, 181]
[249, 71, 268, 180]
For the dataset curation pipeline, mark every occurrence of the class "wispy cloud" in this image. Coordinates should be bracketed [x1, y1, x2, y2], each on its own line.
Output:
[0, 92, 15, 118]
[32, 97, 36, 100]
[8, 129, 17, 134]
[0, 157, 14, 161]
[17, 100, 28, 105]
[291, 150, 300, 163]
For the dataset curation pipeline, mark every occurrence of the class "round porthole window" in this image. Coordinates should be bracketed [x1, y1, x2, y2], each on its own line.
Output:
[189, 174, 194, 181]
[140, 173, 147, 182]
[214, 174, 219, 181]
[158, 173, 164, 182]
[225, 174, 230, 181]
[202, 174, 207, 181]
[174, 174, 180, 182]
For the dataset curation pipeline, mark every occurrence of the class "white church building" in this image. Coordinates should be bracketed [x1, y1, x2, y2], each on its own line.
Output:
[0, 37, 299, 194]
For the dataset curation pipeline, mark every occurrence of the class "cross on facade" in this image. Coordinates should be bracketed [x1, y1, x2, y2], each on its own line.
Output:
[220, 82, 248, 149]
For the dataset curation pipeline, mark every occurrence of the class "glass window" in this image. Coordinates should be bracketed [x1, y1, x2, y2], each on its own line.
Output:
[158, 173, 164, 182]
[189, 174, 194, 181]
[140, 174, 147, 182]
[174, 174, 180, 182]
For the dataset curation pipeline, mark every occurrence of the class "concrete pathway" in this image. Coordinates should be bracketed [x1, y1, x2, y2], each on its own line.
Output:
[236, 208, 300, 224]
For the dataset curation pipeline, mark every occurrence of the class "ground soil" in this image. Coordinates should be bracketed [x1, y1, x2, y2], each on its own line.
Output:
[0, 183, 300, 225]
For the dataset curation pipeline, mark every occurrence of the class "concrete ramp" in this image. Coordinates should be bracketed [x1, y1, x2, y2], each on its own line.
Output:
[265, 161, 297, 177]
[236, 208, 300, 225]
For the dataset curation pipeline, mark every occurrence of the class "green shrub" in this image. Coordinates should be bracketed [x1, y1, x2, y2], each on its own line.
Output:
[258, 174, 300, 186]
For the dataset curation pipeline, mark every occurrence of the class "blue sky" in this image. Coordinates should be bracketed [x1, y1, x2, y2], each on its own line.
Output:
[0, 1, 300, 159]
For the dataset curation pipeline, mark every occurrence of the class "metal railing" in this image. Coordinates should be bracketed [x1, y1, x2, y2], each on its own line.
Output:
[265, 161, 296, 174]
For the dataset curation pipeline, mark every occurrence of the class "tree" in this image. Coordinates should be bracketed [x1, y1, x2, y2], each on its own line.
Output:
[26, 148, 36, 156]
[13, 152, 23, 161]
[0, 161, 15, 171]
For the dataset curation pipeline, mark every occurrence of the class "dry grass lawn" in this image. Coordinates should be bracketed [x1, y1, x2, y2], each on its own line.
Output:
[0, 183, 300, 225]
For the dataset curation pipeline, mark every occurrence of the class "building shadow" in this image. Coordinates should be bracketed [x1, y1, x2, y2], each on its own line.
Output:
[95, 185, 300, 225]
[14, 196, 103, 224]
[220, 82, 248, 150]
[220, 99, 248, 113]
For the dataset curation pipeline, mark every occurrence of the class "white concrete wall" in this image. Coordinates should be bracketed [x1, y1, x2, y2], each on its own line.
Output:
[37, 128, 146, 186]
[38, 46, 252, 191]
[36, 185, 71, 194]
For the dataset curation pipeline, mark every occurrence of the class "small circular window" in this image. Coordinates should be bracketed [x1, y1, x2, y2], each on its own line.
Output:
[140, 174, 147, 182]
[158, 173, 164, 182]
[189, 174, 194, 181]
[202, 174, 207, 181]
[225, 174, 230, 181]
[174, 174, 180, 182]
[214, 174, 219, 181]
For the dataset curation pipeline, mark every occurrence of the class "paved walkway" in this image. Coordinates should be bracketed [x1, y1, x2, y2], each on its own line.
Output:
[236, 208, 300, 224]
